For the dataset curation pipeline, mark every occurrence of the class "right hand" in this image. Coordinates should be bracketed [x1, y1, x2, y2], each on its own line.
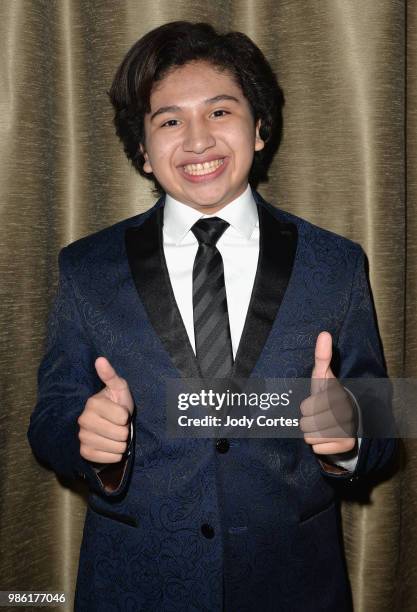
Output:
[77, 357, 134, 464]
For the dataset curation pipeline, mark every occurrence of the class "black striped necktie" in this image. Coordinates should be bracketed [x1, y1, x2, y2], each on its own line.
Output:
[191, 217, 234, 379]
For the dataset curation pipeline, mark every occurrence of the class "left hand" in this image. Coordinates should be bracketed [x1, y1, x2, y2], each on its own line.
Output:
[300, 331, 357, 455]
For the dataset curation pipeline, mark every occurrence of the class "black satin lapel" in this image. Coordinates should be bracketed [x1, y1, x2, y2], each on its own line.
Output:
[125, 205, 201, 379]
[232, 200, 298, 379]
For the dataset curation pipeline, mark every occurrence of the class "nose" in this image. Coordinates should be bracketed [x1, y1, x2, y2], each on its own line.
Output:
[182, 118, 216, 153]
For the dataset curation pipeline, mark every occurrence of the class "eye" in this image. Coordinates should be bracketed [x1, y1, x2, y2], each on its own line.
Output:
[211, 109, 230, 118]
[161, 119, 180, 128]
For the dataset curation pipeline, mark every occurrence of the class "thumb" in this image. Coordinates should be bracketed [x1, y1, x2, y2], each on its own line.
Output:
[95, 356, 134, 413]
[311, 331, 334, 395]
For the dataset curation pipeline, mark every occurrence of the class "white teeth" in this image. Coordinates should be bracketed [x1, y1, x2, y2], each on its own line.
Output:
[183, 158, 224, 175]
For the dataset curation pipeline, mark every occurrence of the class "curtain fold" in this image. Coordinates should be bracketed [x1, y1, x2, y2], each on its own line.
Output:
[0, 2, 411, 609]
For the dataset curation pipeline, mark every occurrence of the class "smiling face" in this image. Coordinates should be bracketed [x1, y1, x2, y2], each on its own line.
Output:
[140, 61, 264, 214]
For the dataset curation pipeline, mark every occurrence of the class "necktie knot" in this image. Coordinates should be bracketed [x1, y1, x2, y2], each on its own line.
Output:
[191, 217, 230, 247]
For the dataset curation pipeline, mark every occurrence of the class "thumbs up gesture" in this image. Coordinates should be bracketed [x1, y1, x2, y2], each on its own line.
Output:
[77, 357, 134, 464]
[300, 332, 357, 455]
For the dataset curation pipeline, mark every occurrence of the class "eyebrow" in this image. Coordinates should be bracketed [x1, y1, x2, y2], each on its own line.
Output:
[150, 94, 240, 122]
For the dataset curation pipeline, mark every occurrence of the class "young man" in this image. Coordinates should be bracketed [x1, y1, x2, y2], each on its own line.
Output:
[28, 21, 395, 611]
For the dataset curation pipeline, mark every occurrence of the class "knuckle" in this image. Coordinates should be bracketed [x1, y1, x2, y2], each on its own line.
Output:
[344, 438, 355, 451]
[78, 411, 88, 426]
[79, 444, 91, 460]
[117, 439, 128, 453]
[87, 394, 104, 412]
[118, 410, 129, 426]
[78, 412, 93, 431]
[84, 396, 96, 410]
[90, 396, 102, 411]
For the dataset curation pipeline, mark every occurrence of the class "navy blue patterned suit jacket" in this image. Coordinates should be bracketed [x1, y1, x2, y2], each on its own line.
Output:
[28, 187, 395, 611]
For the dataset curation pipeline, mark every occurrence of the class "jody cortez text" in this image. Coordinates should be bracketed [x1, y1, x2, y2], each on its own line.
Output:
[178, 415, 299, 428]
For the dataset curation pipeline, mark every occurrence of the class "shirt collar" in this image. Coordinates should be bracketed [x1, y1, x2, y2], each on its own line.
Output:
[163, 183, 258, 245]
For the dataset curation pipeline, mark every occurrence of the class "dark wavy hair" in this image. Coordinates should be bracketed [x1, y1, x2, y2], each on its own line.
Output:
[108, 21, 284, 197]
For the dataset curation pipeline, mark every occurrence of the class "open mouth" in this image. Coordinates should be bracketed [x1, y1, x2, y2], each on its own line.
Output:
[182, 158, 225, 176]
[180, 157, 228, 182]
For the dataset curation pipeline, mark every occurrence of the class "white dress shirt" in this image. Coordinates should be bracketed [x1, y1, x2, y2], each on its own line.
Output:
[163, 183, 258, 358]
[162, 184, 359, 471]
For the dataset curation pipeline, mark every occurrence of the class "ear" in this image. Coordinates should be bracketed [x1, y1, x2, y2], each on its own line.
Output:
[254, 119, 265, 152]
[139, 143, 153, 173]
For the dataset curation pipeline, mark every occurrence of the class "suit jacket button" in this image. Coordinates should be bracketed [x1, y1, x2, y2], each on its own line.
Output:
[216, 438, 230, 453]
[201, 523, 215, 539]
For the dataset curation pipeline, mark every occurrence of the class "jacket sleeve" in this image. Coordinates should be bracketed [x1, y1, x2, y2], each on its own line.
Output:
[27, 247, 134, 497]
[319, 244, 397, 481]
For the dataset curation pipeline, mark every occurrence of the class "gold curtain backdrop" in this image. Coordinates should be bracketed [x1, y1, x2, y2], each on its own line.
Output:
[0, 1, 413, 610]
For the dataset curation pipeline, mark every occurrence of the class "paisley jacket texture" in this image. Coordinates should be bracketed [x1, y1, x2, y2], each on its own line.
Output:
[28, 187, 395, 611]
